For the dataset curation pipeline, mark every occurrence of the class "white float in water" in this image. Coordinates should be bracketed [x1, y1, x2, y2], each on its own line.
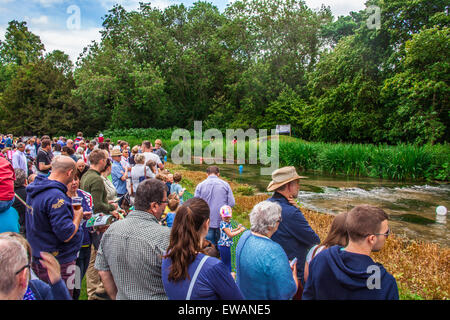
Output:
[436, 206, 447, 216]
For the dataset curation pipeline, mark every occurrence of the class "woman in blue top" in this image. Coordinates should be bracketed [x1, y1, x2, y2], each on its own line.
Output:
[162, 197, 244, 300]
[236, 200, 298, 300]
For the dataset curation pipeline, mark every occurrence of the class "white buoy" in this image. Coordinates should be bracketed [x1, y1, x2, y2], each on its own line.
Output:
[436, 206, 447, 216]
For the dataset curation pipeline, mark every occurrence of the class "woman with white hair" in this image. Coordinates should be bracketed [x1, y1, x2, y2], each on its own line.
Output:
[129, 153, 151, 196]
[235, 200, 298, 299]
[75, 147, 87, 163]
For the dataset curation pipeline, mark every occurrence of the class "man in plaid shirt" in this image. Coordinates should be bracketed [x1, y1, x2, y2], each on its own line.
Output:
[95, 179, 170, 300]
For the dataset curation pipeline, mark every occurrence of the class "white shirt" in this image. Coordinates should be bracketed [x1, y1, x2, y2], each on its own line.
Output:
[130, 164, 148, 193]
[143, 152, 162, 166]
[25, 144, 36, 158]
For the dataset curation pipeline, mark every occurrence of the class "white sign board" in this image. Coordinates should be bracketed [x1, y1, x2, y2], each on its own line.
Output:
[275, 125, 291, 135]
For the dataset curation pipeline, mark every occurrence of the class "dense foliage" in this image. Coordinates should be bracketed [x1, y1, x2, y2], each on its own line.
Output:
[0, 0, 448, 144]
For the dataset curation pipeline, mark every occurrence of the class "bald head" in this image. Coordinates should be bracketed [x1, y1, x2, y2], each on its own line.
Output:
[52, 155, 76, 173]
[48, 155, 77, 186]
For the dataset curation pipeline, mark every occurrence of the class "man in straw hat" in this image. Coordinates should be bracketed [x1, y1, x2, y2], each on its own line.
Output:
[267, 166, 320, 299]
[111, 148, 128, 201]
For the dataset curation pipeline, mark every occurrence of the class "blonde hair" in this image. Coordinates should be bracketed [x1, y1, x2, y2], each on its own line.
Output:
[134, 153, 145, 164]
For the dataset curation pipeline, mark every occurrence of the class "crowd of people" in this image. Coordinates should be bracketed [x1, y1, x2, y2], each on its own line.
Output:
[0, 132, 399, 300]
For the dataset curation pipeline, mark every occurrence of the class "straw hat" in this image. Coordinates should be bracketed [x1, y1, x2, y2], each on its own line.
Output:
[267, 166, 307, 192]
[111, 149, 122, 157]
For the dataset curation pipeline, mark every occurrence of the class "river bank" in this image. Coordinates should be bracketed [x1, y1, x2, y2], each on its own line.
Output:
[165, 162, 450, 300]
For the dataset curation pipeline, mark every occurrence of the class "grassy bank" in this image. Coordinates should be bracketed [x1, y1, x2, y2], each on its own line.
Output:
[103, 127, 449, 182]
[166, 162, 450, 300]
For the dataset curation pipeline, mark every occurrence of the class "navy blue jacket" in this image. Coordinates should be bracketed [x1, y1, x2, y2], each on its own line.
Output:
[303, 245, 399, 300]
[29, 278, 72, 300]
[268, 193, 320, 284]
[26, 175, 82, 264]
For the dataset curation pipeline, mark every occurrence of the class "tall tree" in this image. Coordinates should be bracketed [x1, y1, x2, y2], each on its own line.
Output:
[0, 20, 45, 66]
[381, 26, 450, 144]
[0, 59, 80, 136]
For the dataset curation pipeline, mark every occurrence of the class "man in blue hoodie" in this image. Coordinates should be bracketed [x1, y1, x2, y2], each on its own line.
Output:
[26, 155, 84, 297]
[303, 205, 399, 300]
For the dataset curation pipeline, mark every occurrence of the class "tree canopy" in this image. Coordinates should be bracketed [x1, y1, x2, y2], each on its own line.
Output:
[0, 0, 448, 144]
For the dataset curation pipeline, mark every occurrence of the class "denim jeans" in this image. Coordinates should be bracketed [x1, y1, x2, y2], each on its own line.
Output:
[206, 228, 220, 248]
[0, 199, 14, 212]
[73, 245, 92, 300]
[218, 245, 232, 273]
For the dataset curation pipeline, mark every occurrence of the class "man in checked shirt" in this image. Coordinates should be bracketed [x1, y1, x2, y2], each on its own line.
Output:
[95, 178, 170, 300]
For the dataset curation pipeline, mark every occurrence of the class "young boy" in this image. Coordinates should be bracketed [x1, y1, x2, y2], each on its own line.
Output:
[164, 194, 180, 228]
[153, 139, 167, 164]
[166, 173, 173, 198]
[170, 172, 185, 204]
[217, 205, 245, 272]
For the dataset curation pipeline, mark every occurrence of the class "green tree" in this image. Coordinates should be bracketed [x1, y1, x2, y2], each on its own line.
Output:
[0, 20, 44, 66]
[45, 50, 74, 76]
[0, 59, 81, 136]
[381, 27, 450, 144]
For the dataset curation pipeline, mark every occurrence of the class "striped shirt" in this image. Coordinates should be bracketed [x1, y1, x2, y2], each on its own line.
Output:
[95, 210, 171, 300]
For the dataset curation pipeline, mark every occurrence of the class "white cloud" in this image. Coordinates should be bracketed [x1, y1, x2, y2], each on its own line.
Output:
[29, 15, 49, 25]
[304, 0, 366, 16]
[226, 0, 366, 16]
[34, 27, 102, 63]
[32, 0, 66, 7]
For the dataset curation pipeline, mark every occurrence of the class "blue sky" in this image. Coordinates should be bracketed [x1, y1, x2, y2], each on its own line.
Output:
[0, 0, 366, 63]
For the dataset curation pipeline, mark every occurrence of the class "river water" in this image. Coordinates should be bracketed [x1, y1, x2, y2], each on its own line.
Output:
[183, 163, 450, 247]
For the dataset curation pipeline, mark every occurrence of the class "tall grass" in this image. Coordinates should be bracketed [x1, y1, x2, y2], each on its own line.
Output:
[280, 140, 449, 181]
[105, 128, 449, 181]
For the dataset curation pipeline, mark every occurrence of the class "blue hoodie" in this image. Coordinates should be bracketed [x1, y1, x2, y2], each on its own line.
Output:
[303, 245, 399, 300]
[26, 175, 82, 264]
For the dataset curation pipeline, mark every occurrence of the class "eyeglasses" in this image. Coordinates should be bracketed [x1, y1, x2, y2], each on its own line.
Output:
[367, 228, 390, 238]
[158, 200, 169, 205]
[15, 263, 30, 275]
[374, 228, 390, 237]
